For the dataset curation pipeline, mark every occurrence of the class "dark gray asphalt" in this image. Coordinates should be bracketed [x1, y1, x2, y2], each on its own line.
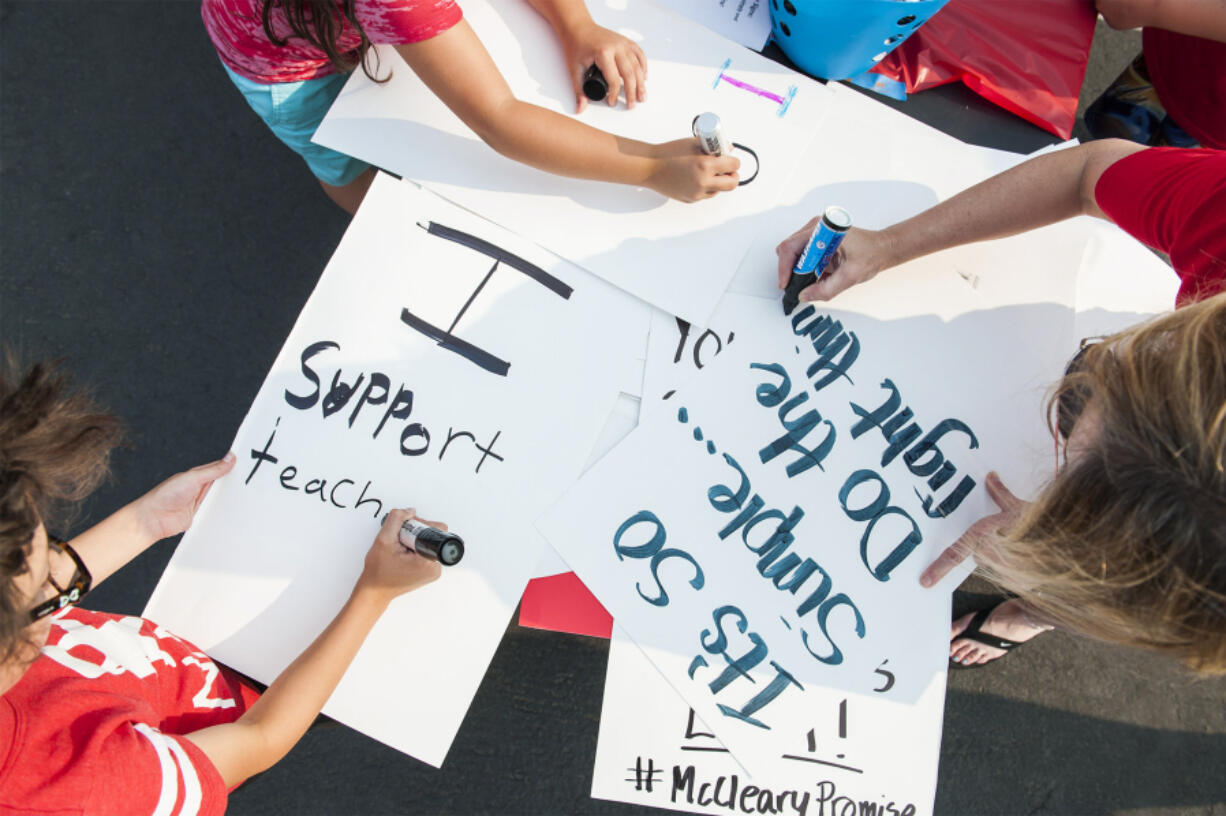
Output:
[3, 2, 1224, 814]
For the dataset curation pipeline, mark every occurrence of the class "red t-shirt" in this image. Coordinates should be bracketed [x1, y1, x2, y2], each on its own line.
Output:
[0, 608, 260, 816]
[204, 0, 463, 83]
[1143, 28, 1226, 150]
[1095, 147, 1226, 306]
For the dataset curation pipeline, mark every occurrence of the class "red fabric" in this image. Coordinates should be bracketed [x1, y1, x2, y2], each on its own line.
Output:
[871, 0, 1097, 139]
[204, 0, 463, 83]
[0, 608, 260, 816]
[519, 572, 613, 639]
[1095, 147, 1226, 306]
[1143, 29, 1226, 150]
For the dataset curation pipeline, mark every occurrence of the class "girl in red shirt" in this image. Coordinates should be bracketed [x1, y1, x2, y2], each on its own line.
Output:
[0, 359, 443, 814]
[205, 0, 740, 212]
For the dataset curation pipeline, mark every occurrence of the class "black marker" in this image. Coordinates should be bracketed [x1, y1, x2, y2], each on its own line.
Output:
[582, 64, 608, 102]
[383, 515, 465, 566]
[692, 112, 731, 156]
[690, 111, 761, 186]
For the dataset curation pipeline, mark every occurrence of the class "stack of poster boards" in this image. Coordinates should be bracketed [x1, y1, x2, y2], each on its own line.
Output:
[144, 0, 1180, 811]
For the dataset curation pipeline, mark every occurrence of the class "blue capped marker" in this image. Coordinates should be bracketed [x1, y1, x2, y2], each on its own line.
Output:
[782, 206, 852, 315]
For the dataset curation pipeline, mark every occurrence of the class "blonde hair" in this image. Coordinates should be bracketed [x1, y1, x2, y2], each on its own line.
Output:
[979, 292, 1226, 674]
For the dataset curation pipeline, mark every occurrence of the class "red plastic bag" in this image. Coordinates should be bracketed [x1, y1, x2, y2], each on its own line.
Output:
[871, 0, 1098, 139]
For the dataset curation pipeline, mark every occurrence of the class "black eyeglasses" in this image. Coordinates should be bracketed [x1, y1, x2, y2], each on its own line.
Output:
[1055, 336, 1104, 441]
[28, 536, 92, 622]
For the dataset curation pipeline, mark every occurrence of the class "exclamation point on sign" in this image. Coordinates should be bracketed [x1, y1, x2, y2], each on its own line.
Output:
[837, 698, 847, 758]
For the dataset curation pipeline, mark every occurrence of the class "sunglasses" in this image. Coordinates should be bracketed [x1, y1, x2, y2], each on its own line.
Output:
[28, 536, 92, 622]
[1055, 336, 1104, 441]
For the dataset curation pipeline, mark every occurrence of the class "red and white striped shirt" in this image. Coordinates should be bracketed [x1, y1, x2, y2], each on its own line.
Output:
[0, 608, 260, 816]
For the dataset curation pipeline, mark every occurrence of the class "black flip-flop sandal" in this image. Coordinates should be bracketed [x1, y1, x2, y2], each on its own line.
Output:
[949, 604, 1021, 670]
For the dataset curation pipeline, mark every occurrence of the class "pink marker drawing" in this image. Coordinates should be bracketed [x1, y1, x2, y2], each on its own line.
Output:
[713, 59, 797, 117]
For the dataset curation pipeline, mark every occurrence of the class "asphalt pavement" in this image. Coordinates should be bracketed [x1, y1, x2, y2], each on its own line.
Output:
[2, 2, 1223, 814]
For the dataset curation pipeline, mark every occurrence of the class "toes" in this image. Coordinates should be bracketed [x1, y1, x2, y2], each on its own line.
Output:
[950, 638, 1005, 666]
[950, 612, 974, 639]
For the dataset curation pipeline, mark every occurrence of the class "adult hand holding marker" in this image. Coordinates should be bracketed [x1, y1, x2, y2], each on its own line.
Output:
[777, 215, 892, 307]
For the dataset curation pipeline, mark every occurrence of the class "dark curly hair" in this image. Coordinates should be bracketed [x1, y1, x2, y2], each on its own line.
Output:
[0, 355, 123, 662]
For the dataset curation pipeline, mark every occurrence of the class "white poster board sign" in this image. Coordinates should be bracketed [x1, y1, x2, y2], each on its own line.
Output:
[727, 84, 1084, 309]
[594, 228, 1179, 812]
[144, 174, 641, 766]
[532, 392, 642, 579]
[594, 627, 942, 815]
[540, 291, 1023, 795]
[654, 0, 772, 50]
[314, 0, 831, 325]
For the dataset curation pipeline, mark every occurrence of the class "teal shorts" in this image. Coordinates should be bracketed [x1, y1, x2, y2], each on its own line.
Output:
[222, 62, 370, 187]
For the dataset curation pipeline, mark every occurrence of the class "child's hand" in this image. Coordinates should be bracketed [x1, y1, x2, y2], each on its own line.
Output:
[564, 21, 647, 112]
[356, 509, 443, 605]
[133, 453, 236, 542]
[645, 139, 740, 202]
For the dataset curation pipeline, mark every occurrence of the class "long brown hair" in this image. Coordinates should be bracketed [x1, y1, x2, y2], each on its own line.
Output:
[978, 293, 1226, 674]
[261, 0, 388, 82]
[0, 356, 122, 662]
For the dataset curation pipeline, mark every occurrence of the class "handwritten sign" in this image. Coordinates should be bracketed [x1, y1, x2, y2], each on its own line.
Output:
[539, 291, 999, 786]
[593, 628, 943, 814]
[591, 221, 1180, 812]
[642, 308, 739, 409]
[313, 0, 831, 325]
[143, 174, 642, 767]
[654, 0, 773, 50]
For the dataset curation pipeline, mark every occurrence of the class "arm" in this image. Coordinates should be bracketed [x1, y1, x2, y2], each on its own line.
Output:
[183, 509, 442, 787]
[776, 139, 1146, 302]
[523, 0, 648, 111]
[394, 22, 738, 202]
[1097, 0, 1226, 41]
[66, 453, 235, 588]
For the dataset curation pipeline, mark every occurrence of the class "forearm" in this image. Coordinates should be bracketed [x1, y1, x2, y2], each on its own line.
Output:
[68, 502, 156, 588]
[876, 140, 1140, 272]
[185, 588, 389, 786]
[524, 0, 593, 36]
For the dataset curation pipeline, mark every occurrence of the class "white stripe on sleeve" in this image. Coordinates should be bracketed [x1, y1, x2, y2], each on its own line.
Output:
[164, 733, 204, 816]
[134, 723, 179, 816]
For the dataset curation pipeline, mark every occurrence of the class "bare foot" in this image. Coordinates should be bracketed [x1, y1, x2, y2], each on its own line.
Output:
[950, 599, 1050, 666]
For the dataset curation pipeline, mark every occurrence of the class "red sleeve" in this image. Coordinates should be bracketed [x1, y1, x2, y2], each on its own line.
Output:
[77, 723, 229, 816]
[1094, 147, 1226, 306]
[355, 0, 463, 46]
[1143, 28, 1226, 150]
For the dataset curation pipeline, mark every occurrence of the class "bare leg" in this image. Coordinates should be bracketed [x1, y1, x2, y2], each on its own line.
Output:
[319, 168, 376, 216]
[950, 598, 1054, 666]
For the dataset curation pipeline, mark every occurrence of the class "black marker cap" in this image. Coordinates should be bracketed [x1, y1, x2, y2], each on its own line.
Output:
[414, 527, 466, 567]
[435, 536, 465, 567]
[582, 64, 608, 101]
